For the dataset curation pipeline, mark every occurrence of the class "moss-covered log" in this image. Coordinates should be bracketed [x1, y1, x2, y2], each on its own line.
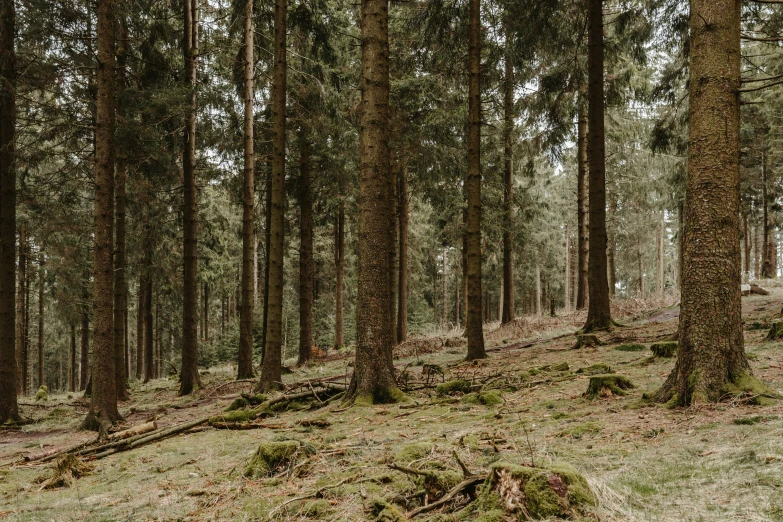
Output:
[584, 374, 635, 398]
[650, 342, 677, 358]
[435, 380, 473, 395]
[576, 363, 612, 375]
[462, 461, 596, 520]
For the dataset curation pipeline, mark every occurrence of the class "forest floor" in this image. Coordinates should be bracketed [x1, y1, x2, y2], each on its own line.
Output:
[4, 290, 783, 521]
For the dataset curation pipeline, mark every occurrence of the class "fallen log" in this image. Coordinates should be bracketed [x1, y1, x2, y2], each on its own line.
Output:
[107, 421, 158, 442]
[407, 475, 486, 518]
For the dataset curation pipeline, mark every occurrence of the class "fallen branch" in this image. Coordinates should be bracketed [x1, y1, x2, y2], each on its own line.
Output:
[107, 421, 158, 442]
[407, 475, 487, 518]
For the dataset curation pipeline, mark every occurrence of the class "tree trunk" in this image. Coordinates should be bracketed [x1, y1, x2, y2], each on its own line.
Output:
[203, 282, 208, 343]
[583, 0, 612, 332]
[656, 0, 751, 405]
[69, 323, 76, 392]
[754, 224, 760, 279]
[657, 214, 665, 297]
[135, 280, 144, 380]
[501, 33, 515, 325]
[564, 229, 570, 313]
[576, 103, 589, 309]
[257, 0, 286, 392]
[15, 224, 25, 393]
[743, 212, 750, 277]
[297, 129, 313, 365]
[37, 254, 44, 390]
[535, 264, 541, 316]
[761, 149, 773, 278]
[113, 16, 128, 400]
[0, 0, 17, 422]
[261, 162, 272, 361]
[607, 190, 616, 297]
[334, 192, 345, 349]
[80, 304, 89, 391]
[144, 276, 153, 382]
[238, 0, 255, 378]
[345, 0, 402, 404]
[396, 169, 408, 343]
[465, 0, 486, 360]
[637, 239, 645, 298]
[85, 0, 121, 428]
[180, 0, 201, 395]
[23, 251, 29, 394]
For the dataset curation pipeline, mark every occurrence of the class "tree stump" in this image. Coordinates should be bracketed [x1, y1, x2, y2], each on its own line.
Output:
[584, 374, 635, 398]
[465, 462, 596, 520]
[767, 323, 783, 341]
[574, 334, 602, 349]
[650, 342, 677, 358]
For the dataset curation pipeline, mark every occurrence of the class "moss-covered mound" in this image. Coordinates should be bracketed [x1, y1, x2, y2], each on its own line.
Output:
[614, 343, 646, 352]
[576, 363, 612, 376]
[767, 322, 783, 341]
[650, 342, 677, 358]
[35, 385, 49, 402]
[243, 440, 303, 479]
[463, 462, 595, 521]
[39, 454, 93, 490]
[226, 393, 267, 411]
[584, 374, 635, 399]
[372, 499, 406, 522]
[436, 380, 473, 395]
[461, 390, 503, 406]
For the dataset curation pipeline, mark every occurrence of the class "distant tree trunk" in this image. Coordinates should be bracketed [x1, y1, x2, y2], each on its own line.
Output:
[180, 0, 201, 395]
[69, 323, 76, 392]
[501, 32, 515, 325]
[125, 285, 129, 377]
[80, 305, 89, 390]
[334, 192, 345, 349]
[144, 276, 153, 382]
[297, 129, 313, 365]
[345, 0, 402, 404]
[135, 280, 144, 380]
[743, 212, 750, 277]
[465, 0, 486, 360]
[637, 239, 645, 297]
[656, 0, 751, 405]
[23, 252, 29, 394]
[536, 264, 541, 316]
[576, 103, 589, 309]
[203, 282, 208, 342]
[441, 250, 448, 328]
[583, 0, 612, 332]
[0, 0, 17, 422]
[396, 170, 408, 343]
[261, 163, 272, 360]
[607, 191, 616, 298]
[564, 229, 570, 313]
[657, 215, 665, 297]
[238, 0, 255, 379]
[154, 298, 159, 378]
[85, 0, 121, 429]
[37, 254, 44, 389]
[113, 16, 128, 400]
[754, 224, 760, 279]
[257, 0, 286, 392]
[462, 224, 468, 331]
[15, 224, 25, 393]
[761, 149, 773, 278]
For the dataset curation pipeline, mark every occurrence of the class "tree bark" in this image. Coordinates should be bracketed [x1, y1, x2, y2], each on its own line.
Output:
[15, 224, 25, 393]
[583, 0, 612, 332]
[396, 169, 408, 343]
[501, 32, 514, 325]
[345, 0, 402, 404]
[144, 276, 153, 382]
[23, 250, 29, 394]
[113, 16, 128, 400]
[564, 229, 570, 313]
[334, 191, 345, 349]
[743, 212, 750, 277]
[37, 254, 44, 390]
[761, 148, 774, 278]
[754, 223, 760, 279]
[0, 0, 17, 420]
[85, 0, 121, 428]
[69, 323, 76, 392]
[80, 303, 89, 391]
[535, 264, 541, 316]
[656, 0, 751, 405]
[297, 129, 313, 365]
[576, 103, 589, 310]
[257, 0, 286, 392]
[135, 280, 144, 380]
[657, 214, 665, 297]
[465, 0, 486, 360]
[203, 282, 208, 342]
[179, 0, 201, 395]
[238, 0, 255, 378]
[607, 190, 616, 297]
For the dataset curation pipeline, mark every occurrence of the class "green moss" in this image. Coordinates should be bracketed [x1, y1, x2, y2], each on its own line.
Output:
[584, 374, 635, 398]
[574, 334, 603, 349]
[435, 380, 473, 395]
[209, 407, 263, 424]
[352, 387, 411, 407]
[243, 440, 302, 479]
[664, 392, 680, 409]
[371, 499, 406, 522]
[734, 416, 764, 425]
[394, 443, 433, 465]
[35, 386, 49, 402]
[467, 461, 596, 520]
[767, 322, 783, 340]
[723, 373, 775, 404]
[461, 390, 503, 406]
[226, 393, 267, 411]
[558, 421, 603, 439]
[650, 342, 677, 358]
[576, 363, 613, 376]
[614, 343, 646, 352]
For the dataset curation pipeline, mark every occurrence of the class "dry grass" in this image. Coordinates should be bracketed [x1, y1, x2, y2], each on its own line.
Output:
[2, 292, 783, 521]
